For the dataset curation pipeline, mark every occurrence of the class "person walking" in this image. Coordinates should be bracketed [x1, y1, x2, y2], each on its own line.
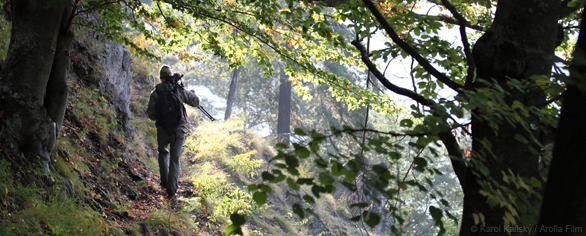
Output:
[147, 65, 200, 199]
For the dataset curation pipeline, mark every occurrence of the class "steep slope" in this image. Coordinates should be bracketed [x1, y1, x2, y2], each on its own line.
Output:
[0, 13, 363, 236]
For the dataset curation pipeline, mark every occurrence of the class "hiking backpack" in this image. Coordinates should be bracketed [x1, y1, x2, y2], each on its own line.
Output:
[154, 84, 186, 134]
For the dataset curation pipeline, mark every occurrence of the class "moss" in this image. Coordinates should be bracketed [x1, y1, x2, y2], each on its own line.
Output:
[0, 198, 105, 235]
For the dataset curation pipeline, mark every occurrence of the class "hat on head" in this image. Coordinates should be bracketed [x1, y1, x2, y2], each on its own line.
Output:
[159, 65, 173, 78]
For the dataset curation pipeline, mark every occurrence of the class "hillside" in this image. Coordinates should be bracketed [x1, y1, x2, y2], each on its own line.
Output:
[0, 22, 361, 235]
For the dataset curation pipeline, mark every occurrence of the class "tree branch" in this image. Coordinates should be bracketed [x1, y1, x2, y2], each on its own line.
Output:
[361, 0, 464, 92]
[352, 40, 467, 184]
[351, 40, 432, 106]
[440, 0, 475, 89]
[435, 15, 485, 31]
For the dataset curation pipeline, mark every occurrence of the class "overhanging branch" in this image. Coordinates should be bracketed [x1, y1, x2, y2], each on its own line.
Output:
[361, 0, 464, 93]
[351, 39, 432, 106]
[440, 0, 475, 88]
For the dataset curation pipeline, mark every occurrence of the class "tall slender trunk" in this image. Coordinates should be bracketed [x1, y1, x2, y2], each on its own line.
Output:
[225, 67, 240, 120]
[277, 69, 292, 145]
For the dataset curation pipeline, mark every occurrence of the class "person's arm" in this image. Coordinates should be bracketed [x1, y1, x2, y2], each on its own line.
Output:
[180, 88, 200, 108]
[146, 91, 158, 120]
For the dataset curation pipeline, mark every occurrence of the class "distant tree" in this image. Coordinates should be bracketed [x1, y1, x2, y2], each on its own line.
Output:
[277, 67, 292, 145]
[225, 67, 240, 120]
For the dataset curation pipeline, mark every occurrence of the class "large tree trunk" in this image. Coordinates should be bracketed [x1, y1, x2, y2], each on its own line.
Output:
[0, 0, 72, 171]
[277, 69, 292, 145]
[461, 0, 561, 234]
[225, 67, 240, 120]
[538, 13, 586, 234]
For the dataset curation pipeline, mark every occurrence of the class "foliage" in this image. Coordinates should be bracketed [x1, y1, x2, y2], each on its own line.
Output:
[3, 0, 577, 234]
[0, 7, 10, 61]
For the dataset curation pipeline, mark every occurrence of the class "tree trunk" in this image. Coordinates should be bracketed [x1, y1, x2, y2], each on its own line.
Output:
[45, 4, 74, 135]
[277, 69, 292, 145]
[0, 0, 72, 171]
[538, 13, 586, 234]
[225, 67, 240, 120]
[461, 0, 561, 234]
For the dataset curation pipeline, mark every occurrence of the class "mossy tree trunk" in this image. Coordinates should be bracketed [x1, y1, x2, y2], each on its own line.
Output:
[0, 0, 74, 171]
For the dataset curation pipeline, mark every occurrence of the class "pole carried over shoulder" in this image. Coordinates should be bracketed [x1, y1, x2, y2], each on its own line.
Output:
[172, 73, 216, 121]
[198, 106, 216, 121]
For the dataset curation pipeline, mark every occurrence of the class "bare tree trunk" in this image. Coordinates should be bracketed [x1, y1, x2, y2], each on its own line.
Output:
[0, 0, 72, 171]
[277, 69, 291, 145]
[45, 4, 74, 135]
[225, 67, 240, 120]
[538, 13, 586, 234]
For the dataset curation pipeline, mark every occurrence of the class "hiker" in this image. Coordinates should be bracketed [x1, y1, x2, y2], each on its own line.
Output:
[147, 65, 200, 199]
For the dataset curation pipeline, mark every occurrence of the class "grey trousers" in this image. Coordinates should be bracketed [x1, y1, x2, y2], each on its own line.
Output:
[157, 128, 185, 197]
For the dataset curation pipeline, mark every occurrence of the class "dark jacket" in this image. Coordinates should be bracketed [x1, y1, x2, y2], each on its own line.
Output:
[147, 82, 200, 133]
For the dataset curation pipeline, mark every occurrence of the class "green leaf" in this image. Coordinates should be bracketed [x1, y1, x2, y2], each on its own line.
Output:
[309, 142, 319, 152]
[225, 225, 243, 235]
[529, 177, 542, 188]
[230, 212, 246, 226]
[260, 184, 272, 193]
[331, 162, 344, 176]
[271, 173, 286, 183]
[226, 212, 246, 235]
[285, 155, 299, 168]
[365, 211, 381, 228]
[413, 157, 428, 172]
[295, 147, 311, 159]
[274, 163, 287, 169]
[287, 177, 300, 191]
[261, 171, 275, 181]
[303, 195, 315, 203]
[344, 169, 357, 182]
[400, 119, 413, 127]
[514, 134, 529, 144]
[318, 173, 334, 185]
[429, 206, 443, 227]
[297, 178, 314, 185]
[292, 203, 305, 218]
[252, 192, 267, 205]
[247, 184, 258, 192]
[311, 185, 324, 198]
[294, 128, 307, 136]
[275, 143, 288, 149]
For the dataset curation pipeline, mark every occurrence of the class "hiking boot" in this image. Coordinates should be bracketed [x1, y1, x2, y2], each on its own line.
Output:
[166, 192, 176, 200]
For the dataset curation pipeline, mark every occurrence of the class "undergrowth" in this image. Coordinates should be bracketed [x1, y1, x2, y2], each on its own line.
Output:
[0, 12, 364, 235]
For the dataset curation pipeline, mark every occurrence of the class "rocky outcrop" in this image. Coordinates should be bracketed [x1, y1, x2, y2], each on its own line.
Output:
[70, 34, 135, 135]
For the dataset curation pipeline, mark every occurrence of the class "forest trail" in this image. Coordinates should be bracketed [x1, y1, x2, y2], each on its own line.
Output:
[58, 100, 220, 235]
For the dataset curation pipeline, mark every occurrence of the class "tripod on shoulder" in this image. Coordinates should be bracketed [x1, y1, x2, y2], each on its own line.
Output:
[197, 106, 216, 121]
